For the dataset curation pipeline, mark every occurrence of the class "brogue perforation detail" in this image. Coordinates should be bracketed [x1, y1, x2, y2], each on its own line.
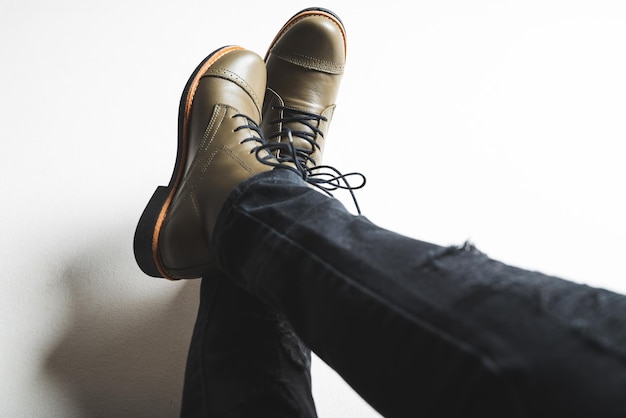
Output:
[202, 68, 263, 115]
[270, 48, 344, 74]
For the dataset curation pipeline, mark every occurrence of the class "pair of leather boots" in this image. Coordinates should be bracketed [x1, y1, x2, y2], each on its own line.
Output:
[134, 8, 348, 281]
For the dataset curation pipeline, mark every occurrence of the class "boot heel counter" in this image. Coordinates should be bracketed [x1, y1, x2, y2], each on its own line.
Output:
[159, 191, 209, 279]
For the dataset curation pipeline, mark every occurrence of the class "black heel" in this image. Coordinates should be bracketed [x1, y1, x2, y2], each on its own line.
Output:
[133, 186, 170, 277]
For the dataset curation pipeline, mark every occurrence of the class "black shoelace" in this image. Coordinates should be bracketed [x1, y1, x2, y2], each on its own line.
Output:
[255, 107, 366, 215]
[234, 113, 275, 165]
[266, 106, 326, 167]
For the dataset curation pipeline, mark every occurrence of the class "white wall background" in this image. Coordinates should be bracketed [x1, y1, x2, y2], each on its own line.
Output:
[1, 0, 625, 417]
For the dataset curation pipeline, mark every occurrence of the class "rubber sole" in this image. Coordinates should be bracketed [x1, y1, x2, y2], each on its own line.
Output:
[133, 45, 243, 279]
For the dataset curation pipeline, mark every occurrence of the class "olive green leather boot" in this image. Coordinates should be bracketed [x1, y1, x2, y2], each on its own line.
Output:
[262, 7, 347, 169]
[134, 46, 273, 280]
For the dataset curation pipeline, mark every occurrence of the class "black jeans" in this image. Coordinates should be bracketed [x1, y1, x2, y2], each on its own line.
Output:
[182, 169, 626, 418]
[180, 273, 317, 418]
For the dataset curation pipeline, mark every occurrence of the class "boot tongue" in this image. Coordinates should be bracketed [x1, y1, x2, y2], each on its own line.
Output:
[281, 120, 323, 168]
[280, 100, 325, 166]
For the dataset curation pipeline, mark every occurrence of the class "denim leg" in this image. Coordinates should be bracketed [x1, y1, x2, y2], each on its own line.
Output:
[180, 272, 317, 418]
[213, 169, 626, 418]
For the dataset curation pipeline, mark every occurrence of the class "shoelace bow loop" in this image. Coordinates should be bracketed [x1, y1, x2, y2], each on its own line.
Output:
[255, 129, 366, 215]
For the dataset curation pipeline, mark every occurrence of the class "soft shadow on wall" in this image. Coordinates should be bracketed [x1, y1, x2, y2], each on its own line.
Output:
[44, 223, 201, 417]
